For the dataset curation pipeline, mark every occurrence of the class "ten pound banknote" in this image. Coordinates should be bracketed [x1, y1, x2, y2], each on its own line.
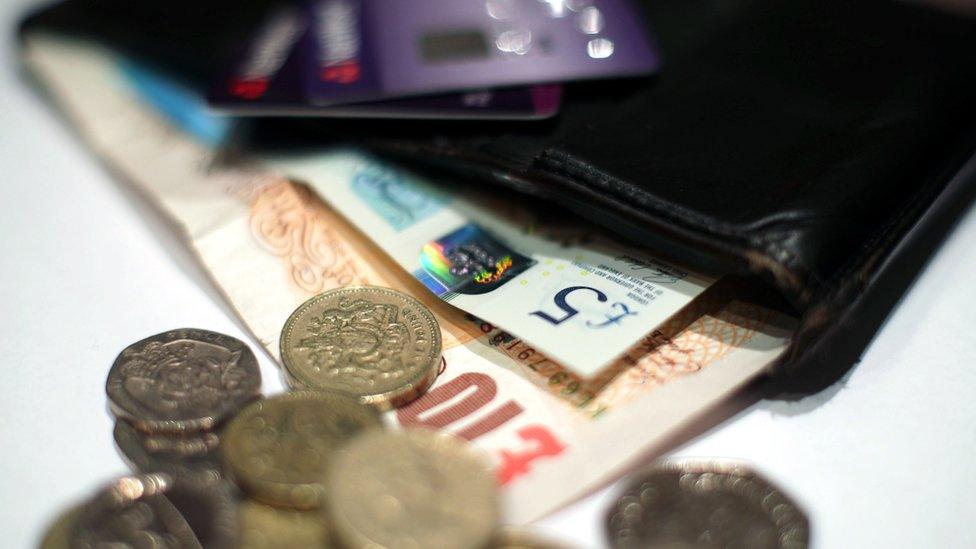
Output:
[24, 32, 795, 523]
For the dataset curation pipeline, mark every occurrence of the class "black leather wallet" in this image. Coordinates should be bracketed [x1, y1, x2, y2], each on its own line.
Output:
[21, 0, 976, 391]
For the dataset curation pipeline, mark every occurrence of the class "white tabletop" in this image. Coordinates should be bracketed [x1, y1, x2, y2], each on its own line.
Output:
[2, 1, 976, 547]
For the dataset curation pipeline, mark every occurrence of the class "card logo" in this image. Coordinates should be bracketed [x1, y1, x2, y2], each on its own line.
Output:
[314, 0, 362, 84]
[230, 8, 304, 99]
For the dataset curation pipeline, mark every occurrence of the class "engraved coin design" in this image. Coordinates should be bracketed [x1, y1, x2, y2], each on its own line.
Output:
[238, 501, 332, 549]
[221, 391, 382, 509]
[114, 420, 222, 484]
[605, 459, 810, 548]
[107, 328, 261, 433]
[326, 429, 498, 549]
[69, 473, 202, 549]
[280, 286, 442, 410]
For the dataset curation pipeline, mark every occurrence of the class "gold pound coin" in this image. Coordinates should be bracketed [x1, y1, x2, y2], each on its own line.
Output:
[239, 500, 333, 548]
[220, 391, 382, 510]
[280, 286, 442, 410]
[326, 429, 498, 549]
[605, 459, 810, 549]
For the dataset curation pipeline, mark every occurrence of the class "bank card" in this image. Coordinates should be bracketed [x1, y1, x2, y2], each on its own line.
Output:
[208, 4, 562, 119]
[303, 0, 658, 105]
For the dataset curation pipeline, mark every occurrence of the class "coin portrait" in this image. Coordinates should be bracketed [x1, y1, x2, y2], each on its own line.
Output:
[280, 286, 442, 409]
[106, 328, 261, 433]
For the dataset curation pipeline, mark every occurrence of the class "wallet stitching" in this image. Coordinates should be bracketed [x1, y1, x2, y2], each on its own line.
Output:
[538, 149, 748, 236]
[384, 138, 756, 256]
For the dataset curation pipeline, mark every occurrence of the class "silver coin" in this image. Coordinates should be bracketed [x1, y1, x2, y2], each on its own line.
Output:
[606, 459, 809, 549]
[113, 420, 223, 486]
[106, 328, 261, 433]
[69, 473, 202, 548]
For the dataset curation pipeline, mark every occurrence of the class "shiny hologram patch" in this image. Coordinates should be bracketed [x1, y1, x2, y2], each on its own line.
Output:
[415, 223, 534, 297]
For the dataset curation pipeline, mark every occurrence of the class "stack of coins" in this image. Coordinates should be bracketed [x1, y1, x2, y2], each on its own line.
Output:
[217, 286, 454, 546]
[43, 286, 728, 548]
[44, 287, 531, 548]
[221, 389, 383, 547]
[103, 327, 262, 547]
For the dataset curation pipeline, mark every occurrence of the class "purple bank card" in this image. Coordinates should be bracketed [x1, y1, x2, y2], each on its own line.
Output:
[304, 0, 658, 105]
[208, 4, 562, 119]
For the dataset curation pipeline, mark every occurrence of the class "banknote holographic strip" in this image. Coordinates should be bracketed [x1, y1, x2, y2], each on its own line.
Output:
[418, 223, 533, 296]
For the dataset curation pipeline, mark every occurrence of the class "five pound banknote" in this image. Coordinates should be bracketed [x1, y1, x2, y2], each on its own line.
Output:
[269, 152, 714, 377]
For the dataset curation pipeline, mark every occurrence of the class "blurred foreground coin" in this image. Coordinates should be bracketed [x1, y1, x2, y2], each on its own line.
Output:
[69, 473, 201, 548]
[326, 429, 498, 549]
[107, 328, 261, 433]
[165, 479, 239, 549]
[605, 459, 809, 549]
[39, 504, 83, 549]
[280, 286, 442, 409]
[491, 528, 568, 548]
[239, 500, 332, 548]
[221, 391, 382, 509]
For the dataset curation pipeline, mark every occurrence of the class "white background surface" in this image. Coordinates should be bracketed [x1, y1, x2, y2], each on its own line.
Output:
[2, 1, 976, 547]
